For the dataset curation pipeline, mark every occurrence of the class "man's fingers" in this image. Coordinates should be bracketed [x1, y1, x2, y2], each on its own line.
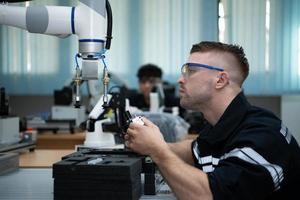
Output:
[127, 127, 137, 138]
[127, 125, 134, 134]
[124, 140, 129, 147]
[128, 117, 153, 128]
[140, 117, 154, 126]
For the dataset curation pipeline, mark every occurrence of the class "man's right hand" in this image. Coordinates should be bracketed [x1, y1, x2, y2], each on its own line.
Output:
[125, 117, 169, 159]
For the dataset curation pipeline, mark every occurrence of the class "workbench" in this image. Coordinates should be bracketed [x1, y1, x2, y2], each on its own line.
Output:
[0, 149, 176, 200]
[0, 131, 198, 199]
[36, 131, 85, 149]
[0, 168, 176, 200]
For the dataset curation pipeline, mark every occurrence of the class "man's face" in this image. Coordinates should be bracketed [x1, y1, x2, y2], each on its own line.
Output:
[139, 77, 160, 99]
[177, 52, 222, 110]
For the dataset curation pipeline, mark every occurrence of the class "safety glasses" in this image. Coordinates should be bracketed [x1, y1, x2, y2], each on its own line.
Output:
[181, 63, 224, 77]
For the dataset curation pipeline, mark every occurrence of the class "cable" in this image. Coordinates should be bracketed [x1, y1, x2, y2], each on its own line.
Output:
[75, 53, 81, 69]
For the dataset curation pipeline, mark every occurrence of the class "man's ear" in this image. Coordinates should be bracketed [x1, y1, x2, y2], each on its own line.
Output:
[216, 72, 229, 89]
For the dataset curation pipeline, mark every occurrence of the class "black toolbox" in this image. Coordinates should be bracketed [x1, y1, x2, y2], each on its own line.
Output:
[53, 148, 157, 200]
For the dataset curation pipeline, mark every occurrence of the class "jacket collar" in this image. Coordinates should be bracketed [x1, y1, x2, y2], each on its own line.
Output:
[201, 91, 250, 144]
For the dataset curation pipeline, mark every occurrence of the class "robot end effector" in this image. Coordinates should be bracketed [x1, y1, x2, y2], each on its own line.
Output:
[0, 0, 113, 107]
[73, 0, 113, 108]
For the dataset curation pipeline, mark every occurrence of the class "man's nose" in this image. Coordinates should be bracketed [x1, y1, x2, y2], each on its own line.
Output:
[177, 75, 185, 84]
[145, 82, 153, 88]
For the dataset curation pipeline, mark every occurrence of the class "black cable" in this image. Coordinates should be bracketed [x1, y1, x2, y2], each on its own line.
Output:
[105, 0, 113, 50]
[3, 0, 32, 2]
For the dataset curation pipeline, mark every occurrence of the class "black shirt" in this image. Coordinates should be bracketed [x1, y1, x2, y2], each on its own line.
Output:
[128, 93, 181, 111]
[192, 92, 300, 200]
[128, 93, 149, 111]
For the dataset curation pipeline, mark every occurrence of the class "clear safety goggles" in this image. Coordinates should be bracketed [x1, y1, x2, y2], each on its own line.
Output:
[181, 63, 224, 77]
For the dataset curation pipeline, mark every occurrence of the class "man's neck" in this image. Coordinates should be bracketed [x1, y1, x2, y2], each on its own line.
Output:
[201, 88, 241, 126]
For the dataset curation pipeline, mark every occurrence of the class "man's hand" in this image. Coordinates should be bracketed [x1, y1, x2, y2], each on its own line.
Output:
[125, 117, 169, 158]
[126, 117, 212, 200]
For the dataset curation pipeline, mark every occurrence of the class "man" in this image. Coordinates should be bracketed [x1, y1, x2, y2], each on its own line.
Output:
[125, 41, 300, 200]
[128, 64, 163, 110]
[128, 63, 179, 111]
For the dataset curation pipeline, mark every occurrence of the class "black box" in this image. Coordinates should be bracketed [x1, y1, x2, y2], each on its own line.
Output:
[53, 151, 143, 200]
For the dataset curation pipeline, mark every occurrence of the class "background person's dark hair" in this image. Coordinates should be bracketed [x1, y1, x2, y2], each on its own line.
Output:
[190, 41, 249, 85]
[137, 64, 162, 80]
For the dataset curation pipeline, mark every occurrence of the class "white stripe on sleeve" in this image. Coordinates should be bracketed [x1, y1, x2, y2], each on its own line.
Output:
[221, 147, 283, 190]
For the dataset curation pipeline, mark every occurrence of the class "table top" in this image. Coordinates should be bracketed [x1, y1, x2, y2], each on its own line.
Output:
[21, 132, 198, 168]
[0, 128, 198, 199]
[37, 131, 85, 140]
[36, 132, 85, 149]
[19, 149, 75, 168]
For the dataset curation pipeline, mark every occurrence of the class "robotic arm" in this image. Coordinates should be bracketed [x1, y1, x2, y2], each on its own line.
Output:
[0, 0, 113, 107]
[84, 91, 129, 148]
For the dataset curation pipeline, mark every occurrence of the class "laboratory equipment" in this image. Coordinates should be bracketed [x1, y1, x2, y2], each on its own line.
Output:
[0, 0, 113, 107]
[0, 153, 19, 175]
[0, 87, 19, 145]
[0, 87, 36, 152]
[84, 90, 129, 147]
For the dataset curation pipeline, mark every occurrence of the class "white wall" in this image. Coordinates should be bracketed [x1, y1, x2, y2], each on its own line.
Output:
[281, 95, 300, 144]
